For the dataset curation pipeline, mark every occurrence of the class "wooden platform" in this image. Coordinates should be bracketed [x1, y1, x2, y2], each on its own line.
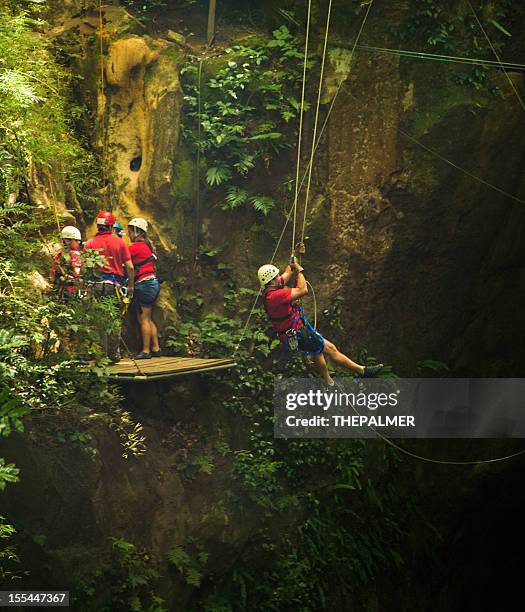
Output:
[110, 356, 236, 381]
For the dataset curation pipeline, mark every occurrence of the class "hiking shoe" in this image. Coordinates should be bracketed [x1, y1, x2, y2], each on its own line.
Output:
[362, 364, 384, 378]
[151, 349, 162, 357]
[134, 352, 152, 360]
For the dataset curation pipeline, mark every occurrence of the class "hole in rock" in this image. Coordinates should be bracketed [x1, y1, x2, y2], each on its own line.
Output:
[130, 156, 142, 172]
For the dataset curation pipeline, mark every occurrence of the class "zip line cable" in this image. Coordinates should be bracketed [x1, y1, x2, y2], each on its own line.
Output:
[396, 123, 525, 205]
[340, 43, 525, 72]
[291, 0, 313, 257]
[332, 379, 525, 466]
[465, 0, 525, 111]
[301, 0, 333, 247]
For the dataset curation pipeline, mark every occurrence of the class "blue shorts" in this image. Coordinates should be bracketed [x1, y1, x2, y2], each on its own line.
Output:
[135, 278, 160, 307]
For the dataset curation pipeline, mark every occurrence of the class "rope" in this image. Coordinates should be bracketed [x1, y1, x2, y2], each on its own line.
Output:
[306, 280, 317, 329]
[332, 379, 525, 466]
[233, 0, 376, 354]
[333, 87, 525, 204]
[193, 57, 204, 262]
[291, 0, 313, 257]
[396, 124, 525, 205]
[97, 0, 109, 209]
[465, 0, 525, 111]
[354, 43, 525, 71]
[300, 0, 333, 246]
[118, 329, 147, 377]
[272, 0, 376, 265]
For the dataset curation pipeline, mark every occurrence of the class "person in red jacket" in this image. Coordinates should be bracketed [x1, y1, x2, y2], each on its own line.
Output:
[259, 261, 383, 385]
[127, 217, 161, 360]
[50, 226, 83, 301]
[84, 211, 134, 362]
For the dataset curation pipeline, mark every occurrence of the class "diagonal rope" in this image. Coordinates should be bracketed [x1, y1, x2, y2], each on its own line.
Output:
[291, 0, 313, 257]
[465, 0, 525, 111]
[274, 0, 375, 264]
[340, 88, 525, 204]
[332, 378, 525, 466]
[396, 124, 525, 205]
[355, 43, 525, 71]
[300, 0, 333, 246]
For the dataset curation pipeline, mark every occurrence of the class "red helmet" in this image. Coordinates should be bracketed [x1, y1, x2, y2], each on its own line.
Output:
[96, 210, 116, 226]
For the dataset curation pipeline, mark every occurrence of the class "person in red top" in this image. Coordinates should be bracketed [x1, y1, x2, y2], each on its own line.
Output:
[84, 211, 134, 362]
[50, 226, 83, 300]
[259, 259, 383, 384]
[127, 217, 161, 360]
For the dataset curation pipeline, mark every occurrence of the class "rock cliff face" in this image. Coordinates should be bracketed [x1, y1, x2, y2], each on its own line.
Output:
[4, 1, 525, 609]
[43, 1, 525, 375]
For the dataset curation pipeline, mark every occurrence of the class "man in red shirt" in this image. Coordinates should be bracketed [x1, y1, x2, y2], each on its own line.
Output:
[259, 261, 383, 384]
[84, 211, 134, 362]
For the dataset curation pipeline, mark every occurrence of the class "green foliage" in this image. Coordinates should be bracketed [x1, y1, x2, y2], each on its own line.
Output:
[0, 459, 19, 491]
[0, 387, 31, 436]
[121, 0, 169, 17]
[109, 410, 147, 460]
[0, 516, 23, 583]
[321, 295, 345, 334]
[168, 543, 208, 588]
[0, 7, 99, 209]
[79, 537, 166, 612]
[165, 288, 405, 609]
[396, 0, 514, 92]
[182, 27, 311, 214]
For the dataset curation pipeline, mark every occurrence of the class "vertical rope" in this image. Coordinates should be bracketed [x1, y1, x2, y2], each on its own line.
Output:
[193, 57, 204, 262]
[465, 0, 525, 111]
[300, 0, 333, 246]
[98, 0, 109, 209]
[291, 0, 313, 257]
[281, 0, 374, 262]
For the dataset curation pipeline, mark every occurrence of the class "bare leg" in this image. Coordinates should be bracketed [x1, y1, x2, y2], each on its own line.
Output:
[150, 316, 160, 352]
[323, 339, 365, 375]
[137, 306, 152, 353]
[312, 353, 334, 385]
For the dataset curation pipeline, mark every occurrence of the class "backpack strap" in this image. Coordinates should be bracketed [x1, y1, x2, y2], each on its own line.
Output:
[134, 254, 156, 273]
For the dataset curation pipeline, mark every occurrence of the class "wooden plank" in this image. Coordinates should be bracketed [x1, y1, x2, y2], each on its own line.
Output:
[109, 355, 236, 379]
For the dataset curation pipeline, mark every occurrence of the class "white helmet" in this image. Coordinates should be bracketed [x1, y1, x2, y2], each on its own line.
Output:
[61, 226, 81, 240]
[128, 217, 148, 233]
[258, 264, 280, 287]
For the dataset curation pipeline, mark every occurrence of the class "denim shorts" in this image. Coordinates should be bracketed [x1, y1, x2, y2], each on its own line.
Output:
[135, 278, 160, 307]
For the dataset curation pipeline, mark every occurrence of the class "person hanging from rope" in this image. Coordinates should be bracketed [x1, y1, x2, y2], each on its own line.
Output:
[84, 211, 134, 363]
[258, 258, 383, 384]
[50, 226, 83, 301]
[127, 217, 161, 360]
